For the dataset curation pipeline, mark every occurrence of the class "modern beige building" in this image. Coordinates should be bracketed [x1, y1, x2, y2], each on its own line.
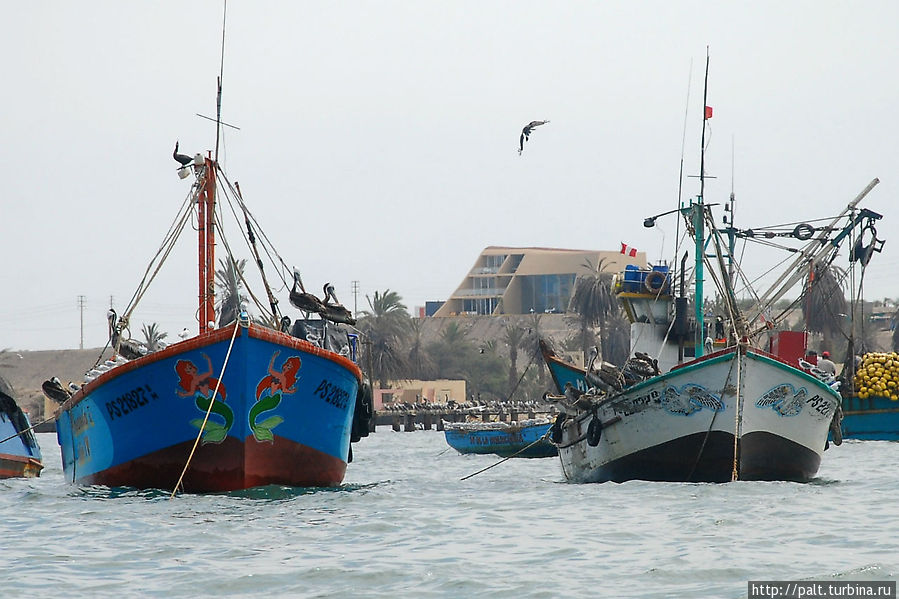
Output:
[434, 246, 647, 317]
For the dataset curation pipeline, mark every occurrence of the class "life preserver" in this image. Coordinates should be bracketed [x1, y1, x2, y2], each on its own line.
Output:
[644, 271, 669, 294]
[587, 416, 603, 447]
[793, 223, 815, 241]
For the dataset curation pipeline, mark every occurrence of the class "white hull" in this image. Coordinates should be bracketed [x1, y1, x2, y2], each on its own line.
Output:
[557, 346, 839, 483]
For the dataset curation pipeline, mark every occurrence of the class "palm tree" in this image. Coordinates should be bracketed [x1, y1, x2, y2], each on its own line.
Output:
[568, 258, 617, 363]
[428, 321, 472, 381]
[215, 257, 248, 327]
[357, 289, 412, 389]
[427, 322, 506, 402]
[408, 318, 436, 380]
[141, 323, 168, 352]
[600, 312, 631, 366]
[518, 313, 546, 388]
[501, 323, 527, 394]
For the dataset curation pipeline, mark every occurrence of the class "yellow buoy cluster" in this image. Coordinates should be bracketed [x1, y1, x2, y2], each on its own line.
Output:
[855, 352, 899, 400]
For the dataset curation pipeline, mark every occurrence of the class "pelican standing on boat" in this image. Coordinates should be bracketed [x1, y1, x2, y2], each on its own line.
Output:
[321, 283, 356, 325]
[173, 141, 193, 167]
[289, 270, 324, 314]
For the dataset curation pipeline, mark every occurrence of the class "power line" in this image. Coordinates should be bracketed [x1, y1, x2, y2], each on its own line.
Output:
[77, 295, 86, 349]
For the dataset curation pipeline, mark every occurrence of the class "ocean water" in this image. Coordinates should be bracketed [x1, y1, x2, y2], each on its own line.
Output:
[2, 431, 897, 598]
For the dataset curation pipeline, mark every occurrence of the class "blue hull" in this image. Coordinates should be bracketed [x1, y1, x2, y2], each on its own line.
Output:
[542, 346, 587, 393]
[0, 390, 43, 478]
[838, 396, 899, 440]
[55, 324, 362, 491]
[444, 422, 557, 458]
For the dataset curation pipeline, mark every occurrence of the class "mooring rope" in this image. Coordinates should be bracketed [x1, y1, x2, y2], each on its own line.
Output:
[459, 431, 552, 481]
[686, 352, 738, 482]
[0, 414, 55, 445]
[169, 320, 241, 499]
[731, 343, 745, 482]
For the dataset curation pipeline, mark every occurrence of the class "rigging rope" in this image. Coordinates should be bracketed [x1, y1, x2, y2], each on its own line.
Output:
[169, 319, 241, 499]
[459, 430, 552, 481]
[104, 183, 196, 362]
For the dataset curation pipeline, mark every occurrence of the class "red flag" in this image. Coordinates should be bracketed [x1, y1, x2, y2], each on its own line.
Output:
[620, 242, 637, 257]
[704, 106, 713, 120]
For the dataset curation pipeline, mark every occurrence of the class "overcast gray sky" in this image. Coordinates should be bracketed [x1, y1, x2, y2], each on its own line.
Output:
[3, 2, 897, 351]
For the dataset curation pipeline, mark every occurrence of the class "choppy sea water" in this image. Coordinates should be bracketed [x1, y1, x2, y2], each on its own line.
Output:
[2, 432, 897, 598]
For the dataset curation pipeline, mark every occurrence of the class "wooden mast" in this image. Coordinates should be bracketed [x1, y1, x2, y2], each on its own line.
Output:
[198, 155, 216, 334]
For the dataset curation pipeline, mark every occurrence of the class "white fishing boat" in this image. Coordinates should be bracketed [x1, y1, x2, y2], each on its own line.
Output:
[542, 53, 883, 483]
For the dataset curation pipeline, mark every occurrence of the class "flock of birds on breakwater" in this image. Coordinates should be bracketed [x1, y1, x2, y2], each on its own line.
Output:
[378, 398, 554, 415]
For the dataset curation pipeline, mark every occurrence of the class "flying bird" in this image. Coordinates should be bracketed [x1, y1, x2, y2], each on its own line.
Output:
[173, 141, 193, 167]
[518, 120, 549, 155]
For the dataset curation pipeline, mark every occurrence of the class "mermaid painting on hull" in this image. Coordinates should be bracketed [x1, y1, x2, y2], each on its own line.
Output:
[176, 354, 234, 444]
[250, 351, 302, 442]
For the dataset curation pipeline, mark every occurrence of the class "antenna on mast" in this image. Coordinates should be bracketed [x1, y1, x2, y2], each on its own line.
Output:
[214, 0, 227, 163]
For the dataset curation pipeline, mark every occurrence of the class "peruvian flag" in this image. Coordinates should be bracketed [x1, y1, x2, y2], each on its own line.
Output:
[705, 106, 713, 119]
[620, 242, 637, 257]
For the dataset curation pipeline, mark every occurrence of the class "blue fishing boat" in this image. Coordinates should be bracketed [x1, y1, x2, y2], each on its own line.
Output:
[443, 419, 557, 458]
[837, 352, 899, 440]
[51, 71, 372, 492]
[0, 376, 43, 479]
[840, 396, 899, 440]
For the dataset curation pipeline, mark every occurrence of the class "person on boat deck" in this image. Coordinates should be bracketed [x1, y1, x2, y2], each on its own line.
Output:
[817, 351, 837, 376]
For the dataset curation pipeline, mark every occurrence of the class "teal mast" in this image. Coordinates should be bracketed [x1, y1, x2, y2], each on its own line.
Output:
[694, 49, 711, 357]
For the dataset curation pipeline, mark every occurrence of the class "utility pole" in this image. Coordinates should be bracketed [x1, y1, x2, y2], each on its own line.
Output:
[351, 280, 360, 318]
[77, 295, 86, 349]
[109, 295, 115, 309]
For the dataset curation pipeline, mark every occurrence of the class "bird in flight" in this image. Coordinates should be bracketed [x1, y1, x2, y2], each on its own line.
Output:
[518, 120, 549, 155]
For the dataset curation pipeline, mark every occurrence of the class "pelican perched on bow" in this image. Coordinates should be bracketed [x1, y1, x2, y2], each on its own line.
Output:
[518, 120, 549, 155]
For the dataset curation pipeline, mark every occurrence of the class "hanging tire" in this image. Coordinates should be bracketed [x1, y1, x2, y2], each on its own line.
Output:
[551, 413, 566, 444]
[644, 271, 669, 294]
[587, 416, 603, 447]
[351, 381, 373, 443]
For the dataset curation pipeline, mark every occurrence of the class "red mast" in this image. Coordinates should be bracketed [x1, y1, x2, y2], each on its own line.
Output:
[198, 154, 216, 333]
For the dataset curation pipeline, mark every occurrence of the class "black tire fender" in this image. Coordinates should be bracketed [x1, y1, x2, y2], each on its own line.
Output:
[550, 412, 566, 444]
[586, 416, 603, 447]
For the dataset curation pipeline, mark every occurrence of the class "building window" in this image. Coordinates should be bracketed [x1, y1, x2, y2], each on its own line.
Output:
[462, 297, 497, 315]
[520, 274, 575, 313]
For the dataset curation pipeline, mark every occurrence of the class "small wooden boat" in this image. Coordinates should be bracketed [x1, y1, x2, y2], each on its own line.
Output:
[443, 418, 557, 458]
[0, 376, 43, 479]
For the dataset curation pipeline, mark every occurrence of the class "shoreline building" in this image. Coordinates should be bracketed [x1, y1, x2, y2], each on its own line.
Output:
[433, 246, 647, 317]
